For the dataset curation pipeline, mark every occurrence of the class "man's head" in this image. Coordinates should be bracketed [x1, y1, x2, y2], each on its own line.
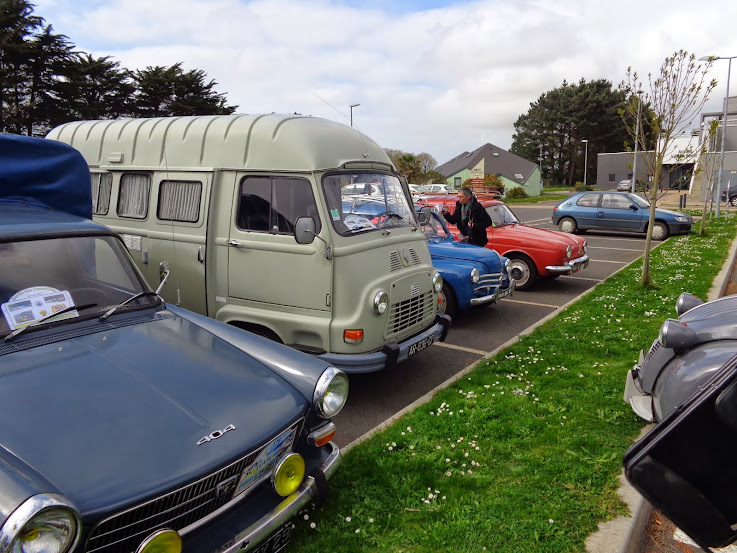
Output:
[457, 187, 472, 205]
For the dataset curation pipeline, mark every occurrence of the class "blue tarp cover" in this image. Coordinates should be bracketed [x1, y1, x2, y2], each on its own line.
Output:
[0, 133, 92, 219]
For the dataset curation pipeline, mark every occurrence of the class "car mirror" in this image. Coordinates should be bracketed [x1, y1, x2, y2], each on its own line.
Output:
[294, 217, 316, 244]
[623, 354, 737, 550]
[417, 207, 431, 225]
[629, 204, 638, 211]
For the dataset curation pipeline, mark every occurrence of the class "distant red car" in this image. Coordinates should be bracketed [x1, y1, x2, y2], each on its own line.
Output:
[417, 195, 589, 289]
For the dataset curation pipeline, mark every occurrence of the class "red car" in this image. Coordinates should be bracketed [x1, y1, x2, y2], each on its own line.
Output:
[417, 195, 589, 289]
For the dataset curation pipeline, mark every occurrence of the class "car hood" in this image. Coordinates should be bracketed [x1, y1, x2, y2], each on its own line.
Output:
[0, 311, 307, 517]
[427, 239, 500, 270]
[655, 208, 690, 219]
[495, 224, 584, 249]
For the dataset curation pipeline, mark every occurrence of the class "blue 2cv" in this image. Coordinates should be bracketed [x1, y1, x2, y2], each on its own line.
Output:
[0, 134, 348, 553]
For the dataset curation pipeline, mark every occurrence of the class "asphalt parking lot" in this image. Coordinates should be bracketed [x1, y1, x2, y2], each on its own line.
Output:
[334, 200, 661, 447]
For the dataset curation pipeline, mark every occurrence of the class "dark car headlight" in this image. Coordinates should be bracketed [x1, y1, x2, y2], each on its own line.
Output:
[314, 367, 349, 418]
[659, 319, 698, 351]
[0, 494, 80, 553]
[675, 292, 704, 316]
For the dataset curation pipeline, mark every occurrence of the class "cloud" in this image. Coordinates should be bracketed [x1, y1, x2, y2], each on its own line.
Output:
[34, 0, 737, 164]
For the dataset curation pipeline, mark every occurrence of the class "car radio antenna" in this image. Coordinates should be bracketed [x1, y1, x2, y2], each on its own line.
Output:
[308, 90, 370, 158]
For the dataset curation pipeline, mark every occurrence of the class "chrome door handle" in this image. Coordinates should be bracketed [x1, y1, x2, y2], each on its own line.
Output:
[228, 240, 242, 247]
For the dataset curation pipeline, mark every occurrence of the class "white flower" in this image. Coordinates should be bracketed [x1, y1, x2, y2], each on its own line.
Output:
[549, 519, 554, 524]
[355, 529, 360, 534]
[310, 522, 316, 529]
[303, 514, 309, 520]
[369, 518, 374, 523]
[346, 517, 352, 523]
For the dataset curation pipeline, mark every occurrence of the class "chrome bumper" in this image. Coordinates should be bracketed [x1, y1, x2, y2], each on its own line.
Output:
[215, 442, 341, 553]
[469, 283, 514, 306]
[545, 254, 589, 275]
[623, 367, 654, 422]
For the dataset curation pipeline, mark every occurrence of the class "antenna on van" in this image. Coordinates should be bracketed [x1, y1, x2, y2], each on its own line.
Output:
[308, 90, 370, 158]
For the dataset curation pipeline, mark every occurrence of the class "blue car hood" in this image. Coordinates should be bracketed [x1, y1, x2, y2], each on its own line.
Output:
[427, 240, 499, 270]
[0, 311, 306, 516]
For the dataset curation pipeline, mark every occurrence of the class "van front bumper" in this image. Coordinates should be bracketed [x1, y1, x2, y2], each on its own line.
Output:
[317, 314, 452, 374]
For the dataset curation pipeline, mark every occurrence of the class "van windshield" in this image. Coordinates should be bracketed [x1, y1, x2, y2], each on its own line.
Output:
[322, 173, 416, 236]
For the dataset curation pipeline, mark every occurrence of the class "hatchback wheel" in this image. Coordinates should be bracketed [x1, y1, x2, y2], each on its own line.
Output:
[730, 196, 737, 207]
[558, 217, 577, 234]
[651, 221, 669, 241]
[507, 254, 537, 290]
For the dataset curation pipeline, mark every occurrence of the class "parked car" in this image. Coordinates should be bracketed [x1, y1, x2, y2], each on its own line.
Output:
[417, 197, 588, 290]
[423, 183, 456, 195]
[623, 296, 737, 551]
[409, 184, 429, 195]
[624, 292, 737, 422]
[0, 134, 347, 553]
[721, 182, 737, 206]
[552, 191, 693, 240]
[616, 179, 649, 192]
[418, 208, 513, 319]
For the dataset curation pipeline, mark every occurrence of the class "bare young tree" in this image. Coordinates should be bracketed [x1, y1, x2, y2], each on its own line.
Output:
[620, 50, 716, 287]
[697, 119, 722, 235]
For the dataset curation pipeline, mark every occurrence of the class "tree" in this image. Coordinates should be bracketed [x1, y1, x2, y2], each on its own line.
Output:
[130, 63, 237, 117]
[620, 50, 716, 286]
[697, 119, 722, 235]
[384, 148, 441, 184]
[510, 79, 629, 186]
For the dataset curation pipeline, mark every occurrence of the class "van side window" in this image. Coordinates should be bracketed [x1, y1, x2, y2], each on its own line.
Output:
[118, 173, 151, 219]
[158, 180, 202, 222]
[91, 172, 112, 215]
[238, 176, 321, 235]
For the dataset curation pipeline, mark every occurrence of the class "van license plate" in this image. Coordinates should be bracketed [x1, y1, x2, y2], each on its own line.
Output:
[408, 335, 434, 357]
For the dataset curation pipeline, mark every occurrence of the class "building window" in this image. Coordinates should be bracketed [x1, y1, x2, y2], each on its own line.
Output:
[454, 177, 461, 187]
[608, 173, 615, 183]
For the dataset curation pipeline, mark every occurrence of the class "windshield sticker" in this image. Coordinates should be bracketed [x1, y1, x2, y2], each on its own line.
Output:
[344, 214, 377, 233]
[330, 209, 341, 220]
[233, 427, 296, 499]
[1, 287, 77, 331]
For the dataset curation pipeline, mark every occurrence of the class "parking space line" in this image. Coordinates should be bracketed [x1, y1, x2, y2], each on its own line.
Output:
[524, 217, 550, 224]
[503, 298, 559, 308]
[558, 275, 603, 282]
[588, 246, 643, 252]
[589, 259, 629, 264]
[433, 342, 487, 356]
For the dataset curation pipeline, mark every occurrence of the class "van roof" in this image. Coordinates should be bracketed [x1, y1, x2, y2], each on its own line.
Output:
[47, 114, 394, 172]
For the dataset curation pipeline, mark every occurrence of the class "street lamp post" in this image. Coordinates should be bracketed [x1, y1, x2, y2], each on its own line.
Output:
[349, 103, 360, 128]
[631, 90, 643, 194]
[581, 139, 589, 188]
[700, 55, 736, 217]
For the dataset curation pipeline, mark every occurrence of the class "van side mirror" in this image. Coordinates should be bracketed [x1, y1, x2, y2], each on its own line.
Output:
[295, 217, 317, 244]
[418, 206, 432, 225]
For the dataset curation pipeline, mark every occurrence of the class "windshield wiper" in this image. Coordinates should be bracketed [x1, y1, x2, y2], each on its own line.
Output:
[99, 291, 161, 322]
[4, 303, 97, 343]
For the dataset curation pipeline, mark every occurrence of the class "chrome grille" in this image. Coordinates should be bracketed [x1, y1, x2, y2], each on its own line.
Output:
[389, 251, 402, 272]
[644, 338, 661, 365]
[387, 292, 433, 335]
[85, 420, 302, 553]
[474, 273, 504, 295]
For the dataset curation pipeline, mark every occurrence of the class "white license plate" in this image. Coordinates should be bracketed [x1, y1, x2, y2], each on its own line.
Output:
[252, 523, 291, 553]
[408, 335, 434, 357]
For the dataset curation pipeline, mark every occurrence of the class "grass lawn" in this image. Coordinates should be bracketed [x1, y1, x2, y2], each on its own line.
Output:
[289, 216, 737, 553]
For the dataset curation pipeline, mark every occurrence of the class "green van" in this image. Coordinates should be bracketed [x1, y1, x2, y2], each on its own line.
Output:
[48, 114, 449, 372]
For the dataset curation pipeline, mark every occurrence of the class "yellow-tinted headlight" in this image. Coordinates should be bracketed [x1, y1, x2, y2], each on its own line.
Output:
[135, 529, 182, 553]
[272, 453, 306, 497]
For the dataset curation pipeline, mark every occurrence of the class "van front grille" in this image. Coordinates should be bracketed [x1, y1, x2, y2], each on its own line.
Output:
[386, 292, 433, 335]
[85, 420, 302, 553]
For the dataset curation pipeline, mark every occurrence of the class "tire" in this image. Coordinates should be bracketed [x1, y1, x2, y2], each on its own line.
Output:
[507, 254, 538, 290]
[730, 196, 737, 207]
[651, 221, 669, 241]
[558, 217, 577, 234]
[437, 282, 458, 321]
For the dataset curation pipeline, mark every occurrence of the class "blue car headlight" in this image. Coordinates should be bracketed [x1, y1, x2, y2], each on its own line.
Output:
[0, 494, 81, 553]
[675, 215, 690, 222]
[314, 367, 349, 418]
[470, 268, 480, 284]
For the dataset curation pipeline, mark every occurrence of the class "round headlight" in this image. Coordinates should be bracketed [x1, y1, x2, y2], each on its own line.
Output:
[373, 291, 389, 315]
[504, 258, 511, 273]
[659, 319, 697, 351]
[432, 272, 443, 293]
[470, 268, 480, 284]
[273, 453, 306, 497]
[314, 367, 349, 418]
[136, 529, 182, 553]
[2, 495, 80, 553]
[565, 246, 572, 258]
[582, 240, 588, 253]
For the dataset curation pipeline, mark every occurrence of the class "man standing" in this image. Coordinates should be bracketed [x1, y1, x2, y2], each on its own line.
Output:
[441, 187, 493, 246]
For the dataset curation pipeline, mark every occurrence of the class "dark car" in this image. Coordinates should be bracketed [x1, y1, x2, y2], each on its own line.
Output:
[0, 134, 347, 553]
[623, 295, 737, 551]
[553, 191, 693, 240]
[419, 208, 513, 319]
[721, 182, 737, 206]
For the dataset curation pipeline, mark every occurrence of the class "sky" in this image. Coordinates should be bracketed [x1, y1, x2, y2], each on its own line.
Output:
[33, 0, 737, 165]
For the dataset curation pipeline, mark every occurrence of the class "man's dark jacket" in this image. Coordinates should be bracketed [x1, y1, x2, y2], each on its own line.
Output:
[442, 196, 493, 246]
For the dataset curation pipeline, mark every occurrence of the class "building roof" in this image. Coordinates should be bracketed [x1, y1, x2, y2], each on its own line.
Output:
[436, 143, 538, 184]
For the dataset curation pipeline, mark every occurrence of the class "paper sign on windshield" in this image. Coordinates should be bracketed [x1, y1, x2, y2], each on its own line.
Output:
[1, 287, 77, 331]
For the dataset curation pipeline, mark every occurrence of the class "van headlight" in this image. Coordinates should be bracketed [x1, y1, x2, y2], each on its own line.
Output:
[470, 268, 480, 284]
[432, 272, 443, 292]
[314, 367, 349, 418]
[373, 291, 389, 315]
[1, 494, 80, 553]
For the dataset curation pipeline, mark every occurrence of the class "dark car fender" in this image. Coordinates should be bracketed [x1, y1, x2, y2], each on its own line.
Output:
[0, 447, 61, 527]
[167, 305, 331, 404]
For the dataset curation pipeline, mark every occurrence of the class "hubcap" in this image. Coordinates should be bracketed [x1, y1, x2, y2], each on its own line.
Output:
[652, 225, 666, 240]
[509, 261, 530, 286]
[560, 219, 574, 233]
